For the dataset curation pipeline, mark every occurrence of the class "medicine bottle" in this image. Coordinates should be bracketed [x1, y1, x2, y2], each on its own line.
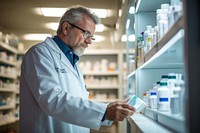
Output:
[160, 74, 168, 84]
[170, 82, 181, 114]
[167, 73, 177, 96]
[150, 91, 157, 109]
[157, 82, 170, 112]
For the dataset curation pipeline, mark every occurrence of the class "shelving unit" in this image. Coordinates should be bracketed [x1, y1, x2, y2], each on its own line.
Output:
[79, 49, 123, 133]
[0, 41, 18, 131]
[80, 49, 123, 103]
[125, 0, 186, 132]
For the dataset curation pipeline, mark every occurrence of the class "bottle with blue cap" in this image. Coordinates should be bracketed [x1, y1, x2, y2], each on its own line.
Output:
[150, 91, 157, 109]
[157, 81, 171, 112]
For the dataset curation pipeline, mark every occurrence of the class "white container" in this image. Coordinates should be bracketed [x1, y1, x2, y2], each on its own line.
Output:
[170, 83, 181, 114]
[167, 73, 177, 96]
[146, 90, 151, 108]
[150, 91, 157, 109]
[128, 95, 146, 113]
[157, 82, 170, 112]
[160, 74, 168, 83]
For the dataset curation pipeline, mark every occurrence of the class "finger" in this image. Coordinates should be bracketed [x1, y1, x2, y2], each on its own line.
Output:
[121, 108, 134, 116]
[118, 115, 125, 121]
[123, 98, 130, 103]
[121, 104, 136, 112]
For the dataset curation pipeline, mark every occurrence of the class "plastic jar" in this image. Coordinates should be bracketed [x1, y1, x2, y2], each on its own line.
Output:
[157, 82, 170, 112]
[150, 91, 157, 109]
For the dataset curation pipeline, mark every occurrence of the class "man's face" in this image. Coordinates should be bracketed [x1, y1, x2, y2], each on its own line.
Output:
[67, 15, 96, 56]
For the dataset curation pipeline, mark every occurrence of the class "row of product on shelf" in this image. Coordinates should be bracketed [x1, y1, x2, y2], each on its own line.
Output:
[0, 80, 17, 90]
[0, 31, 24, 51]
[0, 94, 15, 107]
[84, 76, 118, 86]
[137, 2, 183, 60]
[143, 73, 184, 115]
[88, 90, 117, 100]
[0, 66, 17, 77]
[0, 51, 16, 63]
[0, 30, 20, 130]
[0, 111, 16, 126]
[79, 59, 117, 72]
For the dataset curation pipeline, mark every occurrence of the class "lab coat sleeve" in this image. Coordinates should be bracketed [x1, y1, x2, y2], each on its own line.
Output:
[21, 44, 112, 130]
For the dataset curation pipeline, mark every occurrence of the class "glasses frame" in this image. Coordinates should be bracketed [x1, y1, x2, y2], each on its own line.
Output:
[68, 22, 95, 40]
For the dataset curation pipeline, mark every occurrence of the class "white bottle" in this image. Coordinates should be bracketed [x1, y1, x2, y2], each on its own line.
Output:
[170, 82, 181, 114]
[167, 73, 177, 96]
[146, 90, 151, 108]
[160, 74, 168, 83]
[157, 82, 170, 112]
[154, 26, 160, 42]
[150, 91, 157, 109]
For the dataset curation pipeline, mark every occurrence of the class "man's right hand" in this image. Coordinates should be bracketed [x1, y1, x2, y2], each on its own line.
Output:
[105, 101, 136, 121]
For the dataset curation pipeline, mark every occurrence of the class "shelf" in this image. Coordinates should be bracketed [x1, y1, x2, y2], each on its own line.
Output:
[0, 73, 17, 79]
[135, 0, 170, 12]
[83, 71, 119, 76]
[0, 42, 17, 54]
[128, 113, 172, 133]
[0, 88, 16, 92]
[0, 118, 16, 126]
[137, 16, 184, 69]
[87, 85, 119, 89]
[0, 105, 15, 110]
[17, 50, 26, 55]
[145, 108, 185, 133]
[0, 58, 16, 66]
[90, 99, 118, 103]
[15, 90, 19, 94]
[127, 70, 136, 78]
[84, 49, 120, 55]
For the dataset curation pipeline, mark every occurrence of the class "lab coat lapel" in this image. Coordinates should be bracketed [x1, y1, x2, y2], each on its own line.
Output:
[60, 53, 79, 76]
[45, 37, 80, 78]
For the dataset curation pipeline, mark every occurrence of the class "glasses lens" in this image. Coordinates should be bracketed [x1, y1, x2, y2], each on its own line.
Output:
[83, 32, 95, 41]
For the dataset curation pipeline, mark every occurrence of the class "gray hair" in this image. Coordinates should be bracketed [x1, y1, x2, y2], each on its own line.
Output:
[57, 6, 100, 34]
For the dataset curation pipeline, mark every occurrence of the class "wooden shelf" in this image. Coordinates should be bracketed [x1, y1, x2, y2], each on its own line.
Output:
[83, 71, 119, 76]
[87, 85, 119, 89]
[0, 42, 17, 54]
[0, 58, 16, 66]
[0, 73, 17, 79]
[0, 105, 15, 110]
[0, 88, 16, 92]
[137, 16, 184, 69]
[0, 118, 16, 126]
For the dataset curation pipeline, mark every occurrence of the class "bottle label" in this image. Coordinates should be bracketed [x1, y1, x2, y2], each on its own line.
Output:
[159, 98, 169, 102]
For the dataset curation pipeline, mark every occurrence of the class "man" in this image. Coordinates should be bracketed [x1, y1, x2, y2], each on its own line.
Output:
[20, 6, 135, 133]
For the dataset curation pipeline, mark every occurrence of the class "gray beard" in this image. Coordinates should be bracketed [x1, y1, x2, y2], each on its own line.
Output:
[73, 47, 85, 57]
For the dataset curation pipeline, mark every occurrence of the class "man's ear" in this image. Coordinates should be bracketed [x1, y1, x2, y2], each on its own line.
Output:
[62, 22, 69, 35]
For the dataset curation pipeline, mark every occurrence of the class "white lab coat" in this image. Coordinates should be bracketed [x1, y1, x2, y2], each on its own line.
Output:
[20, 37, 112, 133]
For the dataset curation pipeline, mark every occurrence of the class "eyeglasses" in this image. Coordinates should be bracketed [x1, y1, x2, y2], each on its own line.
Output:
[68, 22, 95, 41]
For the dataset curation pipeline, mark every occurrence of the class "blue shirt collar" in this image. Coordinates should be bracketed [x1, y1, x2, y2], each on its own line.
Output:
[53, 36, 79, 66]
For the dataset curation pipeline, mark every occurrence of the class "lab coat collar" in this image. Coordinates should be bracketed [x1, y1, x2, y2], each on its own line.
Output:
[44, 37, 81, 78]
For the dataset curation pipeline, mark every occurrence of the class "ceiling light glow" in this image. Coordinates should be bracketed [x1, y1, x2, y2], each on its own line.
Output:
[40, 8, 66, 17]
[23, 34, 52, 41]
[126, 19, 130, 29]
[129, 6, 135, 14]
[49, 22, 105, 32]
[128, 34, 135, 42]
[49, 23, 59, 31]
[121, 34, 127, 42]
[40, 8, 108, 18]
[93, 35, 105, 42]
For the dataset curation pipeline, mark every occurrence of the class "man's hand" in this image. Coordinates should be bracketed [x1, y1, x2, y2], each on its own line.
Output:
[105, 101, 136, 121]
